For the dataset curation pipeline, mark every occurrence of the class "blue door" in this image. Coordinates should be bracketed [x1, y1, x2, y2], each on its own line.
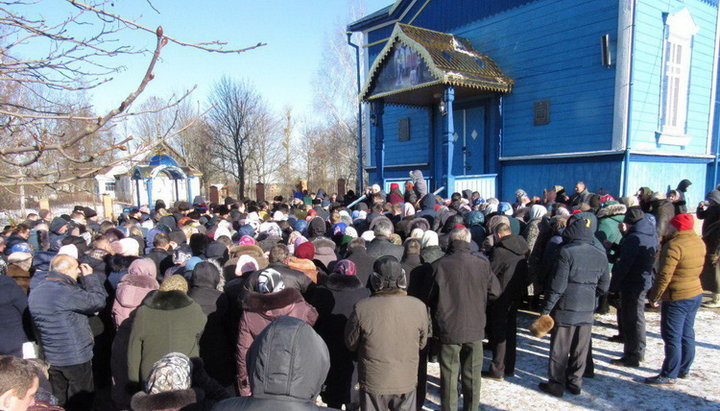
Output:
[452, 106, 485, 176]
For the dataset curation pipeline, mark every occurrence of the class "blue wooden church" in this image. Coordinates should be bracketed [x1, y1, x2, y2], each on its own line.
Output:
[348, 0, 720, 204]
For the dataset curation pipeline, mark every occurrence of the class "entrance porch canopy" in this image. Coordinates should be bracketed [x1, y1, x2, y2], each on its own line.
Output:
[361, 23, 514, 105]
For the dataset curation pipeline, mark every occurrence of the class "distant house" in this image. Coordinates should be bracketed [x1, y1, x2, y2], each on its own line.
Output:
[95, 145, 202, 207]
[348, 0, 720, 203]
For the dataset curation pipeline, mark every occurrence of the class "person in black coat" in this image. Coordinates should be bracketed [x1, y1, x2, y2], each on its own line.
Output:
[213, 316, 336, 411]
[309, 260, 370, 410]
[608, 211, 658, 367]
[401, 238, 434, 410]
[188, 261, 234, 388]
[486, 224, 528, 379]
[539, 215, 610, 397]
[146, 233, 174, 276]
[0, 275, 30, 357]
[343, 238, 374, 288]
[366, 219, 404, 262]
[429, 229, 501, 411]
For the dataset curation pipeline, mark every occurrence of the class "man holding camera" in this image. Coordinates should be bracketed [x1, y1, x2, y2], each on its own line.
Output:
[28, 255, 107, 410]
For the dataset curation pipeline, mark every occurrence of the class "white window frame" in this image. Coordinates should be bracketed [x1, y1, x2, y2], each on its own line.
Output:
[657, 8, 698, 146]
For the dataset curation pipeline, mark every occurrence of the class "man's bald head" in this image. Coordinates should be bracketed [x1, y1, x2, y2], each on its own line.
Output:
[50, 255, 79, 279]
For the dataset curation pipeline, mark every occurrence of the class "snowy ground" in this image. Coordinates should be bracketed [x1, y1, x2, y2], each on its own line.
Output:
[421, 300, 720, 410]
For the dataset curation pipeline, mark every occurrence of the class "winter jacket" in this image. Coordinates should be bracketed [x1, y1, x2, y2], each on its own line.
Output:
[128, 291, 207, 383]
[345, 247, 374, 288]
[236, 288, 318, 396]
[112, 272, 159, 329]
[345, 289, 428, 395]
[287, 256, 319, 283]
[610, 218, 658, 294]
[189, 262, 235, 387]
[649, 230, 705, 302]
[146, 247, 173, 276]
[309, 274, 370, 405]
[542, 217, 610, 326]
[366, 236, 404, 262]
[215, 317, 336, 411]
[189, 262, 223, 315]
[388, 189, 404, 205]
[111, 270, 159, 408]
[429, 240, 501, 344]
[312, 237, 338, 269]
[489, 235, 529, 308]
[242, 264, 312, 294]
[421, 246, 444, 264]
[28, 271, 107, 366]
[697, 196, 720, 239]
[7, 263, 31, 294]
[0, 275, 29, 356]
[596, 204, 627, 266]
[649, 199, 676, 237]
[107, 255, 139, 290]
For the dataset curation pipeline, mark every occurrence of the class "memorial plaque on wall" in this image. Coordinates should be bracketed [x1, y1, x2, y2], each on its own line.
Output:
[398, 118, 411, 141]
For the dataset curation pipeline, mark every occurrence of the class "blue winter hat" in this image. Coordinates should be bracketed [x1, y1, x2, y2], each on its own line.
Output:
[294, 219, 308, 234]
[464, 210, 485, 226]
[9, 242, 33, 254]
[499, 202, 513, 214]
[238, 224, 255, 238]
[185, 256, 204, 272]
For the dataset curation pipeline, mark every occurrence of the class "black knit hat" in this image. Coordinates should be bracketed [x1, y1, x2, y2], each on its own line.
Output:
[623, 208, 645, 224]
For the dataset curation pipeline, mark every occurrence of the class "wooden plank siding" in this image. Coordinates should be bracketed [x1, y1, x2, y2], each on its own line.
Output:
[452, 0, 619, 157]
[500, 155, 623, 202]
[628, 0, 718, 154]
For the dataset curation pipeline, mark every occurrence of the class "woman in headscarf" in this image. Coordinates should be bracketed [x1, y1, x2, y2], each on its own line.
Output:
[111, 258, 159, 409]
[420, 230, 444, 264]
[236, 268, 318, 396]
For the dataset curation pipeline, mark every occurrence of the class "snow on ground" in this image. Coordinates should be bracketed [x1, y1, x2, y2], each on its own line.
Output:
[422, 304, 720, 410]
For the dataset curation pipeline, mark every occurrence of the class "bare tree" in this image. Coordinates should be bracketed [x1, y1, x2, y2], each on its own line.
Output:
[0, 0, 264, 188]
[207, 77, 271, 198]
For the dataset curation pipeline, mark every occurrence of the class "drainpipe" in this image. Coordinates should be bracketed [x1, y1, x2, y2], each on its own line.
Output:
[347, 32, 364, 193]
[621, 0, 637, 197]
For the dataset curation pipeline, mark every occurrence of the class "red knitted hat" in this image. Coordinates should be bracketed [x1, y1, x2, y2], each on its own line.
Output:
[670, 213, 694, 232]
[295, 241, 315, 259]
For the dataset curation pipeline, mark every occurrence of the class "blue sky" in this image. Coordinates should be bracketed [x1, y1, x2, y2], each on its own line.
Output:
[39, 0, 391, 117]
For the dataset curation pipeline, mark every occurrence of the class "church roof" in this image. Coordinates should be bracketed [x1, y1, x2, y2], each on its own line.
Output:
[361, 23, 513, 104]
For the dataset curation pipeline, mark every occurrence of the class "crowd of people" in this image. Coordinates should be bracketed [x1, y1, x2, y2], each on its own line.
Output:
[0, 170, 715, 411]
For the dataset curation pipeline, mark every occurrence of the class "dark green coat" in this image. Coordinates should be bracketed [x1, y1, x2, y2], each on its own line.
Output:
[127, 290, 207, 383]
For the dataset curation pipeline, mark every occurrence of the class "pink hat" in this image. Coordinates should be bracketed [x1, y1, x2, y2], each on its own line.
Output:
[238, 235, 256, 246]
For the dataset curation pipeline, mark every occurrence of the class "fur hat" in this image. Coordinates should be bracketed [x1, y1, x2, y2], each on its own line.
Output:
[7, 252, 32, 264]
[159, 275, 188, 293]
[370, 256, 406, 291]
[235, 255, 259, 276]
[530, 314, 555, 338]
[113, 238, 140, 257]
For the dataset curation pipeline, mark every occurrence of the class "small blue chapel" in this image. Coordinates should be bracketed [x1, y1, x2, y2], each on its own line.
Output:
[348, 0, 720, 203]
